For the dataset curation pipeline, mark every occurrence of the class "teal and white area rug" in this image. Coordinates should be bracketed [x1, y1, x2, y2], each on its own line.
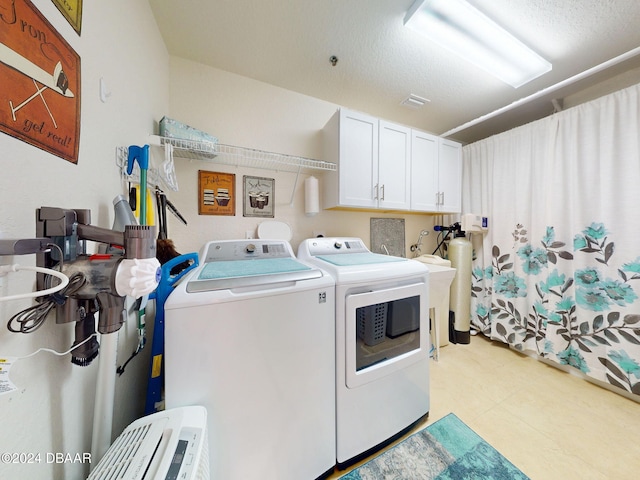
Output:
[340, 413, 529, 480]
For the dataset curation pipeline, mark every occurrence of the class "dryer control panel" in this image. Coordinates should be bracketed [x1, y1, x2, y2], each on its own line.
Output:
[300, 237, 367, 256]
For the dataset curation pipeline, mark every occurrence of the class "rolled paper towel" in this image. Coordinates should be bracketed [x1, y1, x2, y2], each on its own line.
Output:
[305, 175, 319, 216]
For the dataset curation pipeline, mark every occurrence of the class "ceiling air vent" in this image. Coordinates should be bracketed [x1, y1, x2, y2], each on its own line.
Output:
[401, 94, 430, 109]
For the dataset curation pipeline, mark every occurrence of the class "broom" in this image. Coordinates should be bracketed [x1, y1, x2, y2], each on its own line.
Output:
[155, 187, 190, 275]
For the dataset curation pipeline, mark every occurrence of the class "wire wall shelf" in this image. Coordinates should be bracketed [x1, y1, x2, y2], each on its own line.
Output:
[152, 135, 335, 173]
[117, 136, 335, 197]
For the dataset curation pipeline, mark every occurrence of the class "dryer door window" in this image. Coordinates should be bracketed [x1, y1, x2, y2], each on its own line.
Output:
[345, 283, 428, 388]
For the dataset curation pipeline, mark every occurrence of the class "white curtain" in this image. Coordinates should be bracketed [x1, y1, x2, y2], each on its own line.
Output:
[462, 83, 640, 397]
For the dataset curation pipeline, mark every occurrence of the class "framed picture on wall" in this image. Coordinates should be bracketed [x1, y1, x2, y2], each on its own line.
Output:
[198, 170, 235, 215]
[52, 0, 83, 34]
[243, 175, 275, 217]
[0, 0, 81, 163]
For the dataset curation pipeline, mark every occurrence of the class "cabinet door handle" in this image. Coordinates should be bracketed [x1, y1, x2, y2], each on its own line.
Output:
[374, 183, 379, 200]
[381, 184, 385, 201]
[436, 192, 440, 205]
[440, 191, 444, 205]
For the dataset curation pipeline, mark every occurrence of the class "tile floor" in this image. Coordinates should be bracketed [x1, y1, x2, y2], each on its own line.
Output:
[328, 334, 640, 479]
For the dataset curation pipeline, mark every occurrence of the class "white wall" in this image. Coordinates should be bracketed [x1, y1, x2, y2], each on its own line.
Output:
[165, 56, 442, 257]
[0, 1, 168, 479]
[563, 65, 640, 109]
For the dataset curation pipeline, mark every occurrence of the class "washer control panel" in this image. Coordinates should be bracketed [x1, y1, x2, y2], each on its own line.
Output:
[201, 239, 292, 263]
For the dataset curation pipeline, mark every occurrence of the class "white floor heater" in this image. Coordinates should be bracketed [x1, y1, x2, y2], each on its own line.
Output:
[87, 406, 209, 480]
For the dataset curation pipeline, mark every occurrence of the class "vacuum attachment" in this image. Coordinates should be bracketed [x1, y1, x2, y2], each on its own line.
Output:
[58, 298, 100, 367]
[71, 313, 100, 367]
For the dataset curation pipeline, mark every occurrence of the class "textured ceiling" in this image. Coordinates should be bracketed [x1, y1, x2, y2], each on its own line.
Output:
[148, 0, 640, 144]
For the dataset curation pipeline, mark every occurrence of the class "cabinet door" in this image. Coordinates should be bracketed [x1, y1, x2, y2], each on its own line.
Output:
[378, 120, 411, 210]
[339, 109, 378, 208]
[438, 138, 462, 213]
[410, 130, 439, 212]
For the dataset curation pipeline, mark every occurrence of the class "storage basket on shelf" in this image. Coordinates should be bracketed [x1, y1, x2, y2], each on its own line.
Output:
[159, 116, 218, 145]
[357, 303, 388, 346]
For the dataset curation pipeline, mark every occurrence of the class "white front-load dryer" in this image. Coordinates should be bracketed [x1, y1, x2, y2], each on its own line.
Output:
[298, 237, 430, 468]
[164, 239, 336, 480]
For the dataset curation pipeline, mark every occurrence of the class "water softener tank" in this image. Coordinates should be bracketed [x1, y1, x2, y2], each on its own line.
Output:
[448, 230, 472, 344]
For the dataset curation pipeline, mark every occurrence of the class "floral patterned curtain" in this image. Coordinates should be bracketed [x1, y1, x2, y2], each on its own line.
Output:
[462, 83, 640, 397]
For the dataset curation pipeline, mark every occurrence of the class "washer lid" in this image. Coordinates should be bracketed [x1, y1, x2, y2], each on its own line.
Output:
[257, 220, 292, 241]
[187, 258, 321, 292]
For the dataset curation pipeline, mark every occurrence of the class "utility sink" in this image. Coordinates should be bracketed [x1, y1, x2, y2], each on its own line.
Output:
[413, 256, 456, 360]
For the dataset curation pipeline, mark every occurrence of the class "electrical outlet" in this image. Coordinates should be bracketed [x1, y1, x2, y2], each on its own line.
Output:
[245, 230, 254, 239]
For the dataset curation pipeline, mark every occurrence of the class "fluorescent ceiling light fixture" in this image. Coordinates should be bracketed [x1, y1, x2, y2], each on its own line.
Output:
[404, 0, 552, 88]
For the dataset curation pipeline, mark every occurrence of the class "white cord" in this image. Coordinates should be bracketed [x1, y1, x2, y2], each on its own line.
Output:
[16, 333, 99, 361]
[0, 264, 70, 302]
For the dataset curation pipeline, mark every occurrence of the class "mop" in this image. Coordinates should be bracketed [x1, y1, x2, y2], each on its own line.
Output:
[144, 252, 198, 414]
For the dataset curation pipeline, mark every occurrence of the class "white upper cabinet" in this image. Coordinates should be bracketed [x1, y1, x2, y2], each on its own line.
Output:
[410, 132, 462, 213]
[437, 138, 462, 213]
[410, 129, 439, 212]
[323, 109, 410, 210]
[378, 120, 411, 210]
[324, 109, 377, 208]
[323, 108, 460, 213]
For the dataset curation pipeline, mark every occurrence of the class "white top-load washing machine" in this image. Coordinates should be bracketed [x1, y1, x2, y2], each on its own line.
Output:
[298, 237, 430, 468]
[164, 239, 336, 480]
